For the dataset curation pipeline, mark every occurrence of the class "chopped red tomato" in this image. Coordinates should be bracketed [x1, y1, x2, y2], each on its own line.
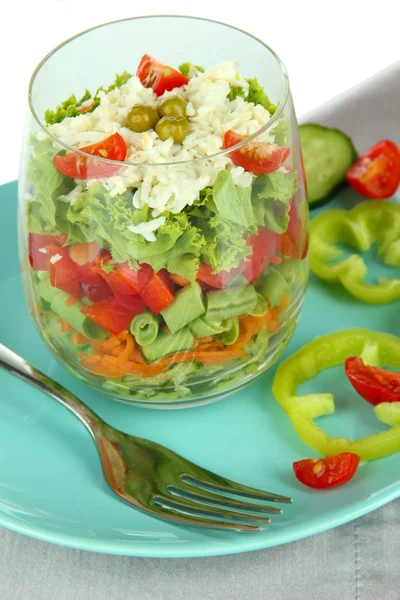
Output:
[346, 140, 400, 199]
[137, 55, 189, 96]
[94, 259, 174, 314]
[293, 453, 360, 489]
[82, 295, 146, 335]
[78, 263, 112, 303]
[223, 130, 290, 175]
[134, 265, 175, 314]
[47, 246, 82, 299]
[279, 199, 308, 260]
[196, 264, 241, 289]
[28, 233, 67, 271]
[345, 356, 400, 405]
[242, 227, 280, 283]
[54, 133, 127, 180]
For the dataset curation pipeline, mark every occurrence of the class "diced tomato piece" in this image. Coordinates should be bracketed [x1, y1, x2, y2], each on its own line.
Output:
[81, 295, 146, 335]
[241, 227, 280, 283]
[79, 263, 112, 302]
[48, 246, 82, 299]
[137, 54, 189, 96]
[223, 130, 290, 175]
[196, 264, 241, 289]
[28, 233, 67, 271]
[135, 265, 175, 314]
[293, 453, 360, 489]
[54, 133, 127, 180]
[346, 140, 400, 199]
[345, 356, 400, 405]
[279, 198, 308, 260]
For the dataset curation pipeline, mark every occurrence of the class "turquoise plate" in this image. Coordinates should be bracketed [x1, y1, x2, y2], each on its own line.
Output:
[1, 180, 399, 557]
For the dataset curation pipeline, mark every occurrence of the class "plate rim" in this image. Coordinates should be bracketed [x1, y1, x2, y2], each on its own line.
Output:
[1, 477, 400, 557]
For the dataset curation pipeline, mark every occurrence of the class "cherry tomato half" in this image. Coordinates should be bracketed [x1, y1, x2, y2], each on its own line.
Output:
[54, 133, 127, 180]
[345, 356, 400, 405]
[223, 130, 290, 175]
[137, 55, 188, 96]
[346, 140, 400, 199]
[293, 453, 360, 489]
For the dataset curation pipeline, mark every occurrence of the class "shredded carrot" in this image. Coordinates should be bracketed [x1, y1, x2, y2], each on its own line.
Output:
[72, 332, 90, 346]
[58, 318, 74, 333]
[80, 294, 291, 379]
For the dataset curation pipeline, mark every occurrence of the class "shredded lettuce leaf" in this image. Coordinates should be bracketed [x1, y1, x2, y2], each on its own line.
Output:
[212, 171, 257, 231]
[227, 85, 246, 101]
[246, 78, 279, 114]
[228, 78, 279, 115]
[44, 71, 133, 125]
[252, 170, 299, 234]
[271, 120, 290, 146]
[178, 63, 204, 78]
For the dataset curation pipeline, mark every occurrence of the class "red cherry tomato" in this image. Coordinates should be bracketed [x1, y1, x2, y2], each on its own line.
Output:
[137, 55, 188, 96]
[345, 356, 400, 405]
[293, 453, 360, 489]
[346, 140, 400, 199]
[54, 133, 127, 180]
[81, 295, 146, 335]
[223, 130, 290, 175]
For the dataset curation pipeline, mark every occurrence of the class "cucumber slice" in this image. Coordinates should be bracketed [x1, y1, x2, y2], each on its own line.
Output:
[299, 123, 357, 207]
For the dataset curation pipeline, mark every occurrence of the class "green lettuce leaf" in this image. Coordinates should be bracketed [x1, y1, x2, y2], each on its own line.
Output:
[27, 137, 74, 232]
[212, 171, 256, 231]
[271, 120, 290, 146]
[246, 78, 279, 114]
[252, 170, 299, 234]
[178, 63, 204, 78]
[65, 183, 205, 275]
[227, 85, 246, 101]
[44, 71, 133, 125]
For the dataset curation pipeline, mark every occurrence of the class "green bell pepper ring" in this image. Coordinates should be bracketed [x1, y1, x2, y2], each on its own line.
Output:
[272, 328, 400, 461]
[309, 200, 400, 304]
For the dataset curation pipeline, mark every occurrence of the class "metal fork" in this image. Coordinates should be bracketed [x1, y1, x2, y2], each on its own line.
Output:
[0, 342, 292, 532]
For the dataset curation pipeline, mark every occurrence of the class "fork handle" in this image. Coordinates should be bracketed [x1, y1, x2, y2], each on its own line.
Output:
[0, 342, 101, 435]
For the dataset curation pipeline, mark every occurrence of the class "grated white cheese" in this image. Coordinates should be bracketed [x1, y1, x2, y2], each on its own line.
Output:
[127, 216, 166, 242]
[46, 61, 273, 237]
[49, 253, 62, 264]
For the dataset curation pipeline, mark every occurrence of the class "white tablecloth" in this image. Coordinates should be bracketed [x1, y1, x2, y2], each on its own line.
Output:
[1, 500, 398, 599]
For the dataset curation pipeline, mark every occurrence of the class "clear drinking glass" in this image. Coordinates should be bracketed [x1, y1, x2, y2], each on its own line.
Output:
[18, 16, 309, 407]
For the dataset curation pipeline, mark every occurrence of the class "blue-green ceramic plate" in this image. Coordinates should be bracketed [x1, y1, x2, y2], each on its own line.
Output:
[0, 179, 399, 557]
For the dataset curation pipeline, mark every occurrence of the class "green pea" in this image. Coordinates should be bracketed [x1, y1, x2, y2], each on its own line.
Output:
[126, 105, 159, 133]
[158, 96, 187, 118]
[155, 116, 190, 144]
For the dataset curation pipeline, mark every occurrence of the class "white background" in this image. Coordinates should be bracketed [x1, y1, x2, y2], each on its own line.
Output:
[0, 0, 398, 184]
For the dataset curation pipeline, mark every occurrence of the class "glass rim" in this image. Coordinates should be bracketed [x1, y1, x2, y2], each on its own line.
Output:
[28, 14, 290, 169]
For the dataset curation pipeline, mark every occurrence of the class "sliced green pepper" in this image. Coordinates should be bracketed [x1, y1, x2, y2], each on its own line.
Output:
[310, 200, 400, 304]
[272, 328, 400, 461]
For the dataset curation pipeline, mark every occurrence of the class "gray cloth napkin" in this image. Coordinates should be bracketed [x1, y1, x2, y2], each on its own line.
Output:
[1, 499, 398, 600]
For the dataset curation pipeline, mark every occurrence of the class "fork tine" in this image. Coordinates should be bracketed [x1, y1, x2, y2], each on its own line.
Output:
[166, 484, 283, 514]
[182, 473, 292, 504]
[153, 505, 262, 533]
[153, 495, 271, 529]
